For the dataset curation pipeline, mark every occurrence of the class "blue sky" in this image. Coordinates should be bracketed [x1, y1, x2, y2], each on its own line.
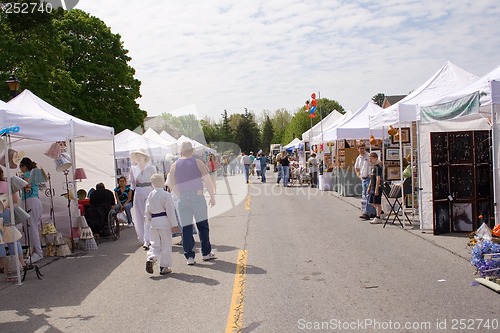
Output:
[77, 0, 500, 120]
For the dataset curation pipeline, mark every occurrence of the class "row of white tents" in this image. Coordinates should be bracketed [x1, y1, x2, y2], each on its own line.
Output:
[0, 90, 213, 239]
[284, 61, 500, 229]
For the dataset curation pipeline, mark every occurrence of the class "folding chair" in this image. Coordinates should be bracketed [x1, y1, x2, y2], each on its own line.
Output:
[382, 179, 412, 228]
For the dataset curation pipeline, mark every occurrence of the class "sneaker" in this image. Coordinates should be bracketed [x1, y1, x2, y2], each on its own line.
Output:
[202, 252, 217, 261]
[145, 259, 154, 274]
[159, 267, 172, 275]
[187, 257, 195, 265]
[142, 242, 150, 250]
[359, 214, 370, 220]
[370, 217, 382, 224]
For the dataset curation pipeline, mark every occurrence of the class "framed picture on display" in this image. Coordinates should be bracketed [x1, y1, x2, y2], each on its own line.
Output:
[386, 166, 401, 180]
[391, 127, 410, 144]
[385, 148, 400, 161]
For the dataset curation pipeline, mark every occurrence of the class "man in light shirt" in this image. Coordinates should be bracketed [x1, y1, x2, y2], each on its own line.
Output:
[354, 144, 376, 220]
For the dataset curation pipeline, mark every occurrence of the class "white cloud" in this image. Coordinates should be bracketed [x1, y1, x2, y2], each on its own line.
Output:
[77, 0, 500, 119]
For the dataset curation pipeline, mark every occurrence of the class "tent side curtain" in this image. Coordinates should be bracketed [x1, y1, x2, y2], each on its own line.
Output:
[419, 91, 480, 123]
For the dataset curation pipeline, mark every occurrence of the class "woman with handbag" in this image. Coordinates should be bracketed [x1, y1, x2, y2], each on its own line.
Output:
[114, 176, 133, 226]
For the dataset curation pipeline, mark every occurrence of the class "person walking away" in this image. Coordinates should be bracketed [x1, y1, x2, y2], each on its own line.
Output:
[129, 150, 157, 250]
[144, 174, 179, 275]
[114, 176, 133, 226]
[280, 151, 291, 187]
[19, 157, 44, 263]
[368, 152, 384, 224]
[257, 153, 267, 183]
[275, 151, 283, 186]
[253, 156, 261, 180]
[241, 152, 251, 184]
[249, 151, 256, 176]
[308, 152, 319, 188]
[206, 154, 219, 194]
[169, 141, 217, 265]
[354, 144, 376, 220]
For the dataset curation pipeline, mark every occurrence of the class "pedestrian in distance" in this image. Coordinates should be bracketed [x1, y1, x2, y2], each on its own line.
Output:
[368, 152, 384, 224]
[169, 141, 217, 266]
[354, 143, 376, 220]
[308, 152, 319, 188]
[129, 150, 157, 250]
[145, 173, 179, 275]
[241, 152, 251, 184]
[113, 176, 133, 226]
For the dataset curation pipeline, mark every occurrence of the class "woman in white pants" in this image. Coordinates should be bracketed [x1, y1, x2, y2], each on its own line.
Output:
[19, 157, 43, 263]
[129, 150, 156, 250]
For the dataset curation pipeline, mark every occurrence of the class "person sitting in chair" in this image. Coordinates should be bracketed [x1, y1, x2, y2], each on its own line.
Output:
[88, 183, 115, 236]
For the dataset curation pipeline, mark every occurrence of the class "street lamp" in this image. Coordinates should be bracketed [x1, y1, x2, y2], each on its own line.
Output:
[6, 74, 21, 99]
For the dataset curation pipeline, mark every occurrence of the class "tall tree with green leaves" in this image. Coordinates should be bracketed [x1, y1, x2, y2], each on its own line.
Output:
[261, 115, 273, 154]
[233, 108, 260, 153]
[0, 4, 145, 132]
[55, 10, 144, 132]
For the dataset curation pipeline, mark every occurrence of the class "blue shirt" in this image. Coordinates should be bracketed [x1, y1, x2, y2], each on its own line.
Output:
[22, 170, 39, 200]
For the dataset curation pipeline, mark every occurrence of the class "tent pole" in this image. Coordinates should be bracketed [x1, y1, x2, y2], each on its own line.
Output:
[416, 117, 424, 231]
[490, 80, 499, 226]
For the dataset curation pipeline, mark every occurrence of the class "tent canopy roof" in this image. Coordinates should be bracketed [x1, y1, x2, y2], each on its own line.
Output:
[8, 90, 114, 140]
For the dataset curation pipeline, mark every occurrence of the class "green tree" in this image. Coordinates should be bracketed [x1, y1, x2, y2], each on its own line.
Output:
[55, 10, 144, 132]
[233, 108, 260, 153]
[261, 115, 273, 154]
[270, 108, 292, 144]
[0, 4, 145, 132]
[372, 93, 385, 107]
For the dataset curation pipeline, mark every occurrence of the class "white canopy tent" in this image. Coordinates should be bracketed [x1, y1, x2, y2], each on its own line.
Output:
[311, 110, 352, 144]
[114, 129, 166, 159]
[322, 101, 384, 141]
[142, 128, 176, 154]
[301, 110, 343, 142]
[284, 138, 301, 150]
[370, 61, 479, 129]
[6, 90, 115, 239]
[414, 66, 500, 229]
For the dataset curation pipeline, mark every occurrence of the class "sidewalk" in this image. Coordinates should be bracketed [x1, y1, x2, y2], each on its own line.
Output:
[325, 189, 472, 261]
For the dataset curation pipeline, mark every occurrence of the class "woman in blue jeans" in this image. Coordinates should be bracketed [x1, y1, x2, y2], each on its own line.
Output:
[114, 176, 133, 226]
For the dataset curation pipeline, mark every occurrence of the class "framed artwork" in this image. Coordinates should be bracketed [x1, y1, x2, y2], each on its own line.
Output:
[391, 127, 410, 144]
[452, 202, 473, 232]
[403, 145, 412, 161]
[433, 201, 450, 235]
[386, 166, 401, 180]
[385, 148, 400, 161]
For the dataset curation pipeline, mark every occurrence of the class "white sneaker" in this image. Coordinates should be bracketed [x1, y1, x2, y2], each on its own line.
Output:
[159, 267, 172, 275]
[187, 257, 195, 265]
[202, 252, 217, 261]
[370, 217, 382, 224]
[30, 253, 43, 263]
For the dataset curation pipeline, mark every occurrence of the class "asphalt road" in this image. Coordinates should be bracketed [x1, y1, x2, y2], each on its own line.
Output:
[0, 172, 498, 333]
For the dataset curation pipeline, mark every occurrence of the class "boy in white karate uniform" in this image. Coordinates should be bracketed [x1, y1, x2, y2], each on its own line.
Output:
[145, 174, 179, 275]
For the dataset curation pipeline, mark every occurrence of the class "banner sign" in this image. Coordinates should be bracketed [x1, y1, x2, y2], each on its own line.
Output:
[420, 91, 479, 123]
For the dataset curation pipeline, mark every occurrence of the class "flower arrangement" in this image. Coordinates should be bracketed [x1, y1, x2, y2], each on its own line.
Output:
[470, 240, 500, 278]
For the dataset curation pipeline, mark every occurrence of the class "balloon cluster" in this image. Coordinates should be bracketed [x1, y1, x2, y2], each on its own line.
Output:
[305, 93, 317, 118]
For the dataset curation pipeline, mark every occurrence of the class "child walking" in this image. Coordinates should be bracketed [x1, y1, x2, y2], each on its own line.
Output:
[145, 174, 179, 275]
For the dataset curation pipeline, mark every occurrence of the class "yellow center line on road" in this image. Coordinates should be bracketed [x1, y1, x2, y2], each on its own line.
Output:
[225, 250, 248, 333]
[245, 194, 251, 210]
